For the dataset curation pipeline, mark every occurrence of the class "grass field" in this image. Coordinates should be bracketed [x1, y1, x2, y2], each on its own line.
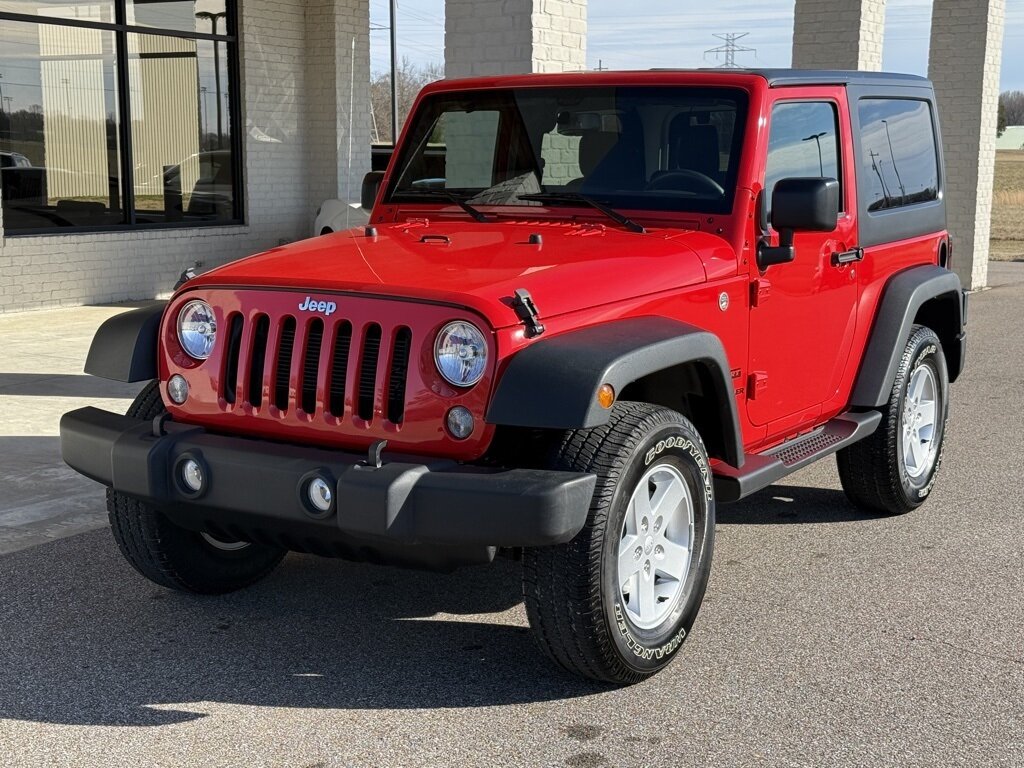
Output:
[991, 150, 1024, 261]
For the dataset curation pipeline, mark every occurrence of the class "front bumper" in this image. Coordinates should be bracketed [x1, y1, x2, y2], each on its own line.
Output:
[60, 407, 596, 570]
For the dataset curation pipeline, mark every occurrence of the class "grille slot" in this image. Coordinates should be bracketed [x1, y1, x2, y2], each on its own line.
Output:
[274, 317, 297, 411]
[328, 321, 353, 417]
[248, 314, 270, 407]
[223, 314, 244, 404]
[357, 324, 382, 421]
[301, 319, 324, 415]
[387, 327, 412, 423]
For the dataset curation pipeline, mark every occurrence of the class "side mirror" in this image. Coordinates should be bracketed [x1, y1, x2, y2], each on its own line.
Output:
[758, 177, 840, 270]
[361, 170, 385, 210]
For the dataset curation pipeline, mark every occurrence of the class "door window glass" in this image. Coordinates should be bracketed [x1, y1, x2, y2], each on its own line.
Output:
[765, 101, 841, 213]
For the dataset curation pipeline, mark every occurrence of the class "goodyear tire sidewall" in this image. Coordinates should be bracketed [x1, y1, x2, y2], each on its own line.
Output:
[897, 332, 950, 502]
[600, 420, 715, 674]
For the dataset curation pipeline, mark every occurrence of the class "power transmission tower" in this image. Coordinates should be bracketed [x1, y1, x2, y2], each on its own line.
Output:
[704, 33, 756, 69]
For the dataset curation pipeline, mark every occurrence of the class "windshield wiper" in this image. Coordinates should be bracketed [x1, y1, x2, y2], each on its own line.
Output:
[517, 192, 647, 234]
[398, 190, 491, 222]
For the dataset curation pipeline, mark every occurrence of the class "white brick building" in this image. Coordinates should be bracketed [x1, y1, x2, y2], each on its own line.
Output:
[0, 0, 1007, 312]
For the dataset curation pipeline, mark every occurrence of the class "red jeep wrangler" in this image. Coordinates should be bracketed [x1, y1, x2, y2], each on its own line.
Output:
[62, 69, 967, 684]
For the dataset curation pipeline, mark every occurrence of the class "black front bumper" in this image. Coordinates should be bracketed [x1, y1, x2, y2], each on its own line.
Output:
[60, 407, 596, 570]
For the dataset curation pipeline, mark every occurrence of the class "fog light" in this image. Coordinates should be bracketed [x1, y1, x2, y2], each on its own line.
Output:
[307, 477, 333, 513]
[168, 374, 189, 404]
[181, 459, 204, 493]
[446, 406, 475, 440]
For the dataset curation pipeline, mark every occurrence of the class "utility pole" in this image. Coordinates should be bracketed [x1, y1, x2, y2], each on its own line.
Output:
[196, 11, 227, 148]
[803, 131, 826, 176]
[704, 33, 756, 69]
[595, 59, 607, 71]
[881, 119, 906, 200]
[389, 0, 399, 144]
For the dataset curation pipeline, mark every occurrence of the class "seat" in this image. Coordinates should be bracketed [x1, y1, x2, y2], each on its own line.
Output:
[646, 117, 725, 196]
[566, 131, 618, 191]
[668, 118, 720, 179]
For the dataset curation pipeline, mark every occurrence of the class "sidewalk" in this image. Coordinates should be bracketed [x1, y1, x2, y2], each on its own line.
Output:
[0, 304, 145, 554]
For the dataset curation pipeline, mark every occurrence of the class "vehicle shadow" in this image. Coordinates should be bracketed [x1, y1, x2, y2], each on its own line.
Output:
[0, 531, 604, 727]
[717, 483, 882, 525]
[0, 373, 142, 399]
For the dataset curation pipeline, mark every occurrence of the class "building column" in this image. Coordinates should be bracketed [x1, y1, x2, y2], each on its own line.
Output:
[792, 0, 886, 71]
[444, 0, 587, 79]
[929, 0, 1006, 290]
[304, 0, 372, 207]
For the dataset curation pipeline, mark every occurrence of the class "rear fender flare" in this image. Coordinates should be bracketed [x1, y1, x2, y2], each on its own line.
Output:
[851, 265, 965, 408]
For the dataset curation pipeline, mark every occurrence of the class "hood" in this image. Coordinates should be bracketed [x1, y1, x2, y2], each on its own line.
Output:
[189, 220, 734, 328]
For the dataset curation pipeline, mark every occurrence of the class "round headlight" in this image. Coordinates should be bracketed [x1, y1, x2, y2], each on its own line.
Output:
[177, 300, 217, 360]
[434, 321, 488, 387]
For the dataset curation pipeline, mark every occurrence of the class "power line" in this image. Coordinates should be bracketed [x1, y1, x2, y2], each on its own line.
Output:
[704, 32, 756, 69]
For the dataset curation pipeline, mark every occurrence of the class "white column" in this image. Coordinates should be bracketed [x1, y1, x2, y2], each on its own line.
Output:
[304, 0, 372, 206]
[929, 0, 1006, 290]
[444, 0, 587, 79]
[792, 0, 887, 71]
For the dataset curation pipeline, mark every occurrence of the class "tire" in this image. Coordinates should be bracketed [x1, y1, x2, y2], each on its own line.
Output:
[522, 402, 715, 684]
[107, 381, 287, 594]
[837, 325, 949, 515]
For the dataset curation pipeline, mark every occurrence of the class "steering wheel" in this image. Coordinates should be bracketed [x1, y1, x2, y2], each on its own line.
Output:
[646, 169, 725, 197]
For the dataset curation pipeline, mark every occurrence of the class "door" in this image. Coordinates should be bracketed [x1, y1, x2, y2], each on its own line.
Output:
[747, 95, 860, 429]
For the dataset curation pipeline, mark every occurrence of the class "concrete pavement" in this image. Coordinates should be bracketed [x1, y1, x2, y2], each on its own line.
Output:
[0, 268, 1022, 767]
[0, 304, 145, 555]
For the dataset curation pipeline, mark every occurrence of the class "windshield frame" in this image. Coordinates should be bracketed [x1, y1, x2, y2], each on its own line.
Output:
[383, 84, 751, 218]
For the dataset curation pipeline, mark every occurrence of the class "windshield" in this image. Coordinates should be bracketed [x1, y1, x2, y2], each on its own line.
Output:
[387, 86, 749, 215]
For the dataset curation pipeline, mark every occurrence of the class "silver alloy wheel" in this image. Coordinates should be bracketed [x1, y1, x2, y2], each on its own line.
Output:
[200, 532, 251, 552]
[901, 363, 940, 480]
[617, 463, 695, 630]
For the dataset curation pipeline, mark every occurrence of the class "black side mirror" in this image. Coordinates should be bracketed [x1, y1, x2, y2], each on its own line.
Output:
[758, 177, 840, 269]
[361, 170, 385, 210]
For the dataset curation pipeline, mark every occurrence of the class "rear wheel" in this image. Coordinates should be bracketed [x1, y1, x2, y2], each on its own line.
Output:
[522, 402, 715, 684]
[837, 325, 949, 514]
[107, 381, 286, 594]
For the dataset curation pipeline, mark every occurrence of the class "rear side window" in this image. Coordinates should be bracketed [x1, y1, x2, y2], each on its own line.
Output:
[858, 99, 939, 212]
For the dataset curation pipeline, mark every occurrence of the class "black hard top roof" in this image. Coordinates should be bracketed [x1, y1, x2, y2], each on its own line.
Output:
[651, 68, 933, 88]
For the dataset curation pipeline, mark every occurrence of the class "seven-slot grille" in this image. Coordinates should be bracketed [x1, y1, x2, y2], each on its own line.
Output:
[220, 311, 412, 424]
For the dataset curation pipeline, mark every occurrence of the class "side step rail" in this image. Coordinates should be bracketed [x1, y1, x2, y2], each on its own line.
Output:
[713, 411, 882, 503]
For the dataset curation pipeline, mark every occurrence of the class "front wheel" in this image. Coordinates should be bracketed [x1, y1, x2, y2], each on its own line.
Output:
[522, 402, 715, 684]
[108, 382, 286, 594]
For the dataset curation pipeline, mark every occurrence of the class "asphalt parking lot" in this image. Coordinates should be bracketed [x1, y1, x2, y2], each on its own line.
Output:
[1, 265, 1022, 768]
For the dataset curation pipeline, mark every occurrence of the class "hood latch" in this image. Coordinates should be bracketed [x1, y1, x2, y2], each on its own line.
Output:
[512, 288, 545, 339]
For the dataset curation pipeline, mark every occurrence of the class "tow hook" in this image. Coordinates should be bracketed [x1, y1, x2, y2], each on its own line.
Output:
[366, 440, 388, 469]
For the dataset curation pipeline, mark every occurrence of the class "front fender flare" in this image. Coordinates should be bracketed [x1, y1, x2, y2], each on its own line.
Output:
[84, 302, 167, 382]
[486, 317, 743, 467]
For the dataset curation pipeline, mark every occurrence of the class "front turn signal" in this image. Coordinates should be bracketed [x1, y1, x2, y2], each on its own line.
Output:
[597, 384, 616, 410]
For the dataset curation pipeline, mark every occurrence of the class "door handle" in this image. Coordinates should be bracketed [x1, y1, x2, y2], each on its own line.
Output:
[831, 247, 864, 266]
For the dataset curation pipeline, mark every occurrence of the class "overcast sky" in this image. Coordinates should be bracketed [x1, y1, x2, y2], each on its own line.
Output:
[368, 0, 1024, 92]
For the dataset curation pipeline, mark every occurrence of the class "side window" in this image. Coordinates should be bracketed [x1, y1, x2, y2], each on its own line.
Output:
[858, 99, 939, 211]
[765, 101, 841, 213]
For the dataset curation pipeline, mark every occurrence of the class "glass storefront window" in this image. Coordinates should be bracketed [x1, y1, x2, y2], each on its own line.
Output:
[0, 18, 123, 229]
[0, 1, 115, 23]
[0, 0, 239, 233]
[128, 34, 234, 223]
[125, 0, 226, 35]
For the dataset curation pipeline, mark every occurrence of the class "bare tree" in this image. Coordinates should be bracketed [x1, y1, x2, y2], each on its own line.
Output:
[370, 58, 444, 144]
[999, 90, 1024, 128]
